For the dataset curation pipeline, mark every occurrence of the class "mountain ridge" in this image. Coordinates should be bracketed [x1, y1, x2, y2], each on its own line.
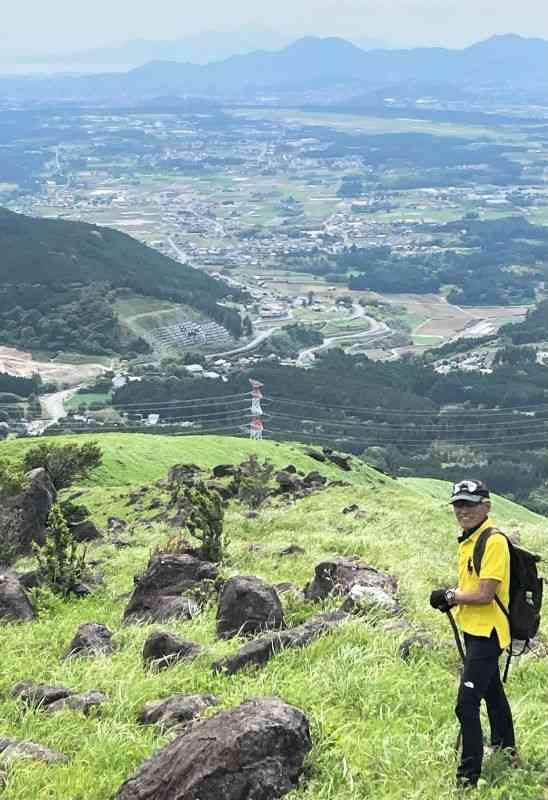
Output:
[2, 33, 548, 102]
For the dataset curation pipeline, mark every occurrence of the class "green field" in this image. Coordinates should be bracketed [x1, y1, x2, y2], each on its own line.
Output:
[1, 435, 547, 799]
[64, 392, 112, 411]
[114, 295, 204, 340]
[412, 334, 446, 346]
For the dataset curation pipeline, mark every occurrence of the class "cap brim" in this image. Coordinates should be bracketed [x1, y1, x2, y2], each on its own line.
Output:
[450, 493, 484, 504]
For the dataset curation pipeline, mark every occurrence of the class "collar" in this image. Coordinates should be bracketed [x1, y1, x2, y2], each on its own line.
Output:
[457, 517, 492, 544]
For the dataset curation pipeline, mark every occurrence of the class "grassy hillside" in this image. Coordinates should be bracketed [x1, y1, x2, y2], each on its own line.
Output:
[1, 434, 547, 799]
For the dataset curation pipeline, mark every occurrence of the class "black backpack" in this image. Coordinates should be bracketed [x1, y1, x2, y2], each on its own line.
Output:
[473, 527, 543, 680]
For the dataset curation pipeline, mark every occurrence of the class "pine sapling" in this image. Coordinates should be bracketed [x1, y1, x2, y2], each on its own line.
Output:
[34, 504, 87, 598]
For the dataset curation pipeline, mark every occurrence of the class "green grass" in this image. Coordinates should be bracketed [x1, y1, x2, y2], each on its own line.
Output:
[1, 434, 547, 799]
[64, 392, 112, 411]
[412, 334, 446, 346]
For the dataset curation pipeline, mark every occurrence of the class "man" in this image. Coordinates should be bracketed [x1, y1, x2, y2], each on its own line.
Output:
[430, 479, 516, 788]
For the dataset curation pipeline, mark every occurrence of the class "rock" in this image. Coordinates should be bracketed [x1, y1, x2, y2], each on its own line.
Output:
[112, 538, 131, 549]
[73, 581, 93, 597]
[282, 464, 297, 474]
[213, 611, 348, 675]
[16, 569, 42, 590]
[0, 468, 56, 558]
[340, 584, 401, 617]
[399, 634, 435, 661]
[138, 693, 220, 734]
[114, 697, 311, 800]
[123, 554, 217, 624]
[0, 572, 35, 623]
[0, 740, 69, 765]
[142, 631, 203, 670]
[279, 544, 305, 556]
[168, 463, 202, 484]
[108, 516, 128, 532]
[275, 471, 303, 493]
[216, 576, 284, 640]
[304, 558, 397, 604]
[274, 582, 303, 597]
[11, 681, 73, 708]
[45, 691, 107, 715]
[303, 471, 327, 486]
[63, 622, 114, 659]
[342, 504, 360, 515]
[383, 618, 412, 633]
[212, 464, 239, 479]
[148, 498, 162, 510]
[322, 448, 352, 471]
[304, 448, 326, 463]
[69, 520, 103, 543]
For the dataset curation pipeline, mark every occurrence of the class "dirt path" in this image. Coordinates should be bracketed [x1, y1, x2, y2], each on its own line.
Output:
[0, 346, 107, 385]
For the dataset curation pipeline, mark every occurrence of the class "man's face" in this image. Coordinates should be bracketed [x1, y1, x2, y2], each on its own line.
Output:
[452, 499, 490, 530]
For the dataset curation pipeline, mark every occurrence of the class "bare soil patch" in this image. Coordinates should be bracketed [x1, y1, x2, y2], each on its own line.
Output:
[0, 346, 107, 385]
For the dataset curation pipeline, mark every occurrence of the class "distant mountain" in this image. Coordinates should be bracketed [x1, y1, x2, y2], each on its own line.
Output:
[12, 30, 294, 67]
[2, 34, 548, 102]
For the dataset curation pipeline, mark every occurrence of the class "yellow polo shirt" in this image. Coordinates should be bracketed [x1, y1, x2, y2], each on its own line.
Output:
[455, 517, 511, 649]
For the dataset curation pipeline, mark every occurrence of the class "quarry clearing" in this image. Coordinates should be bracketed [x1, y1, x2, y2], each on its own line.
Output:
[0, 346, 108, 384]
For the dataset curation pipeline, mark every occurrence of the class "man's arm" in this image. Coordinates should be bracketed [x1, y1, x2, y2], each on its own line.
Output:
[452, 579, 500, 606]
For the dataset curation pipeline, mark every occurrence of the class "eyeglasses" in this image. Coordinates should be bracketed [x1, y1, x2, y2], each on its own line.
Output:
[453, 480, 480, 494]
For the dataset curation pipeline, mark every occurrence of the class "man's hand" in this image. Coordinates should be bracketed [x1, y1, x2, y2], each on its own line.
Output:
[430, 588, 451, 613]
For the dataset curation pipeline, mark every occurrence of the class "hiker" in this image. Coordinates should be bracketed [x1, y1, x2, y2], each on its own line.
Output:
[429, 479, 516, 789]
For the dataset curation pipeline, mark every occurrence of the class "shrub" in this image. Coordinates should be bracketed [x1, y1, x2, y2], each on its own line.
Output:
[175, 481, 228, 563]
[23, 441, 102, 490]
[0, 460, 24, 499]
[236, 454, 275, 511]
[33, 504, 87, 597]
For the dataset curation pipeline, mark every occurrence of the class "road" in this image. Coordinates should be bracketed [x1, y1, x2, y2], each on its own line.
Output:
[167, 237, 189, 264]
[207, 327, 276, 359]
[26, 387, 79, 436]
[296, 313, 391, 367]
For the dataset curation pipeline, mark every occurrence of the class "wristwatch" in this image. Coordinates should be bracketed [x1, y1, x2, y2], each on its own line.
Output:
[445, 588, 457, 605]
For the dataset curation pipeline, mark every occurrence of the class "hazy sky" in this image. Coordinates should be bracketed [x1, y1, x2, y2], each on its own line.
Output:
[3, 0, 548, 53]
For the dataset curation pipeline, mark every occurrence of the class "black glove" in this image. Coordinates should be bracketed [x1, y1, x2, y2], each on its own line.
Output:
[430, 588, 450, 613]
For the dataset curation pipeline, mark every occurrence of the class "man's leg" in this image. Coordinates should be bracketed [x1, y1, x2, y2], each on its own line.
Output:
[485, 663, 515, 752]
[455, 633, 501, 786]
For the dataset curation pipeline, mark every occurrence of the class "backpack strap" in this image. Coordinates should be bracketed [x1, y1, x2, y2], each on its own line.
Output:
[472, 527, 499, 577]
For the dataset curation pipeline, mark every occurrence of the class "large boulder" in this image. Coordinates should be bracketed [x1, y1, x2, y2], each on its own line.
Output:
[216, 576, 284, 640]
[0, 468, 56, 558]
[63, 622, 114, 659]
[304, 558, 397, 604]
[69, 520, 103, 543]
[213, 611, 348, 675]
[114, 698, 311, 800]
[0, 572, 35, 623]
[11, 681, 73, 708]
[123, 554, 216, 624]
[142, 631, 203, 670]
[138, 693, 220, 734]
[45, 691, 107, 715]
[0, 738, 68, 765]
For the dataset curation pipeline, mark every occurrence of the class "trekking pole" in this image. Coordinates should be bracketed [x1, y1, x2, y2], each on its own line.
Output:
[446, 609, 465, 755]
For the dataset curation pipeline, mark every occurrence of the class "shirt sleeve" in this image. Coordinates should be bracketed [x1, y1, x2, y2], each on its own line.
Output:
[479, 533, 508, 582]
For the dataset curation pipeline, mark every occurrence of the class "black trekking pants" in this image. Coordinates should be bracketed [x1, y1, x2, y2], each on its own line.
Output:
[455, 630, 515, 785]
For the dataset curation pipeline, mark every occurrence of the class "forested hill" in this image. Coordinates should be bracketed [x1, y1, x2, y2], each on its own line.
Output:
[0, 208, 244, 355]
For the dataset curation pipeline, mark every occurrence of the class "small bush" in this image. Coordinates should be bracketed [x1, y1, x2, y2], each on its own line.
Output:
[23, 441, 102, 490]
[176, 481, 228, 563]
[0, 460, 24, 499]
[33, 504, 87, 597]
[236, 454, 275, 511]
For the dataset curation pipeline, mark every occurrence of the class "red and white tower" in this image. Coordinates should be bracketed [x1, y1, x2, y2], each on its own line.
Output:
[249, 379, 264, 440]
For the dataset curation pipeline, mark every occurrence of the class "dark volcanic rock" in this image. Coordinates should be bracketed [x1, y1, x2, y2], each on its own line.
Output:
[123, 554, 216, 624]
[108, 516, 128, 532]
[46, 691, 107, 715]
[279, 544, 305, 557]
[304, 558, 397, 603]
[11, 681, 73, 708]
[216, 575, 284, 640]
[212, 463, 240, 479]
[115, 697, 311, 800]
[340, 584, 400, 617]
[0, 739, 69, 765]
[69, 520, 103, 543]
[0, 572, 35, 623]
[17, 569, 42, 590]
[0, 468, 56, 558]
[275, 471, 304, 493]
[205, 480, 234, 501]
[322, 448, 352, 471]
[304, 448, 326, 463]
[213, 611, 348, 675]
[142, 631, 203, 670]
[63, 622, 114, 659]
[168, 463, 202, 484]
[138, 693, 220, 733]
[303, 471, 327, 486]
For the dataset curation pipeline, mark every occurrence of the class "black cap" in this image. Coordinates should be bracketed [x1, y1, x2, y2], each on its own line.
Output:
[450, 479, 490, 504]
